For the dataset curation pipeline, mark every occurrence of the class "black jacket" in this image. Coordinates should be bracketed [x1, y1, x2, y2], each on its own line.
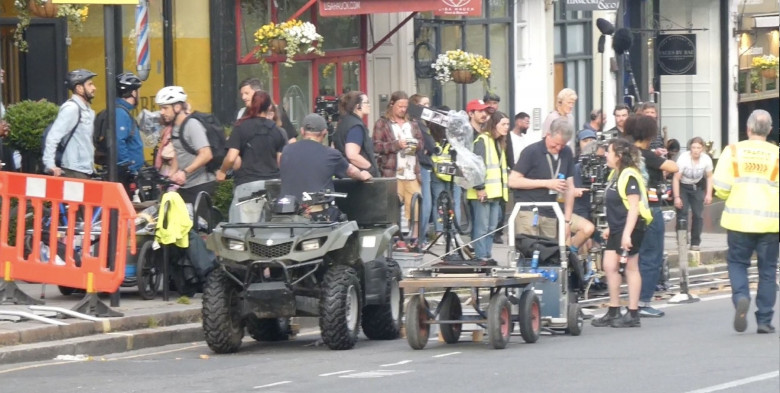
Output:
[333, 113, 379, 177]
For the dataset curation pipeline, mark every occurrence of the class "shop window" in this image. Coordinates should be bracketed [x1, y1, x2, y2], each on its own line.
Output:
[553, 1, 593, 126]
[317, 15, 361, 51]
[279, 61, 312, 129]
[238, 0, 270, 58]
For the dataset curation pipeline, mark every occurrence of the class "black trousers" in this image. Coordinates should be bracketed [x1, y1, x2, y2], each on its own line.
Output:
[676, 183, 704, 246]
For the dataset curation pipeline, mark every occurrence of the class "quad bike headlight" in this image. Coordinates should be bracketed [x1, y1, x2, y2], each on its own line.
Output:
[301, 239, 320, 251]
[225, 239, 246, 251]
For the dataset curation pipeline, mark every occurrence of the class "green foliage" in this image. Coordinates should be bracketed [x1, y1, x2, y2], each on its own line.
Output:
[5, 100, 59, 152]
[214, 179, 234, 218]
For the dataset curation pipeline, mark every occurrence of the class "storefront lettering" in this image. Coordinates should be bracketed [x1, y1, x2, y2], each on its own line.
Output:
[657, 34, 697, 76]
[565, 0, 619, 11]
[323, 1, 362, 11]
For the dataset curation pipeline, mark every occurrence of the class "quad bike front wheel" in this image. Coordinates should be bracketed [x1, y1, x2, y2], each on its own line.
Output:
[202, 268, 245, 353]
[319, 265, 362, 350]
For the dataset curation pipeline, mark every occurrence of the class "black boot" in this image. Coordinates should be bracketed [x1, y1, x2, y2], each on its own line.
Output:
[592, 306, 621, 327]
[611, 309, 641, 328]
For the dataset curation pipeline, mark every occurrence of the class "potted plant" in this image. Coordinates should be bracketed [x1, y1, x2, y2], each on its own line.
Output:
[253, 19, 324, 67]
[431, 50, 492, 85]
[752, 54, 779, 80]
[13, 0, 89, 52]
[4, 99, 59, 173]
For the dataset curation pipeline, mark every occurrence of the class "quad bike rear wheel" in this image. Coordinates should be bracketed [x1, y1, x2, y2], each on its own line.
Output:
[361, 261, 403, 340]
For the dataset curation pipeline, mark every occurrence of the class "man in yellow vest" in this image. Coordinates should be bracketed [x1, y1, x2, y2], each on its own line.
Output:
[713, 109, 779, 334]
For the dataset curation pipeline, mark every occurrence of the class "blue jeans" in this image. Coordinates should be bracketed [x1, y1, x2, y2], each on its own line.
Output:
[639, 207, 665, 303]
[470, 199, 500, 259]
[727, 230, 779, 325]
[431, 177, 462, 233]
[419, 167, 434, 240]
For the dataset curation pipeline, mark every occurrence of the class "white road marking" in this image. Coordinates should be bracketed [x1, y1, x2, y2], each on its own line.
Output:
[340, 370, 412, 378]
[684, 370, 779, 393]
[253, 381, 292, 389]
[319, 370, 355, 377]
[432, 352, 461, 358]
[380, 360, 412, 367]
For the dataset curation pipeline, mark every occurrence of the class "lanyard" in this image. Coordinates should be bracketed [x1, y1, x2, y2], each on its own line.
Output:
[546, 153, 562, 180]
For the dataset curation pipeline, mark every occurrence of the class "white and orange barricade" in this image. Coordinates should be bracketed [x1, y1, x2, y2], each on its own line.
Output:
[0, 172, 136, 316]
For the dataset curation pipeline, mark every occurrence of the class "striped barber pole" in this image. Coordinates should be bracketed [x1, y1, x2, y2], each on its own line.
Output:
[135, 0, 151, 81]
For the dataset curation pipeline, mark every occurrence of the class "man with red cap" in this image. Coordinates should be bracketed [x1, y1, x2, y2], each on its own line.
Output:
[466, 99, 490, 138]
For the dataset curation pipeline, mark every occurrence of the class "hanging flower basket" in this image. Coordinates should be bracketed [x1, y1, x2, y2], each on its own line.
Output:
[432, 50, 491, 86]
[254, 19, 324, 67]
[13, 1, 90, 52]
[27, 0, 58, 18]
[269, 38, 288, 55]
[452, 69, 477, 84]
[761, 68, 777, 80]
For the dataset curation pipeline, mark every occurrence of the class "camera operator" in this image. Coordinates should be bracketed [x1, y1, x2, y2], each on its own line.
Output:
[429, 106, 463, 240]
[570, 132, 600, 255]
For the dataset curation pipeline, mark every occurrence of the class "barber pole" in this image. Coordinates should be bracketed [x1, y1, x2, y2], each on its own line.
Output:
[135, 0, 150, 81]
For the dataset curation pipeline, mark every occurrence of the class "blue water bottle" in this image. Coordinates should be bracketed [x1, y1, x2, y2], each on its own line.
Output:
[556, 173, 566, 203]
[530, 250, 540, 273]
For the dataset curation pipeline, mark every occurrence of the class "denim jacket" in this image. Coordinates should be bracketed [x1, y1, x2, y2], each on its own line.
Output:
[42, 96, 95, 174]
[116, 98, 145, 171]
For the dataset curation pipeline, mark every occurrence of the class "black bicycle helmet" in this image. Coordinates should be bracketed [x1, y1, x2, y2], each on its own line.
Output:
[116, 72, 142, 97]
[66, 69, 97, 91]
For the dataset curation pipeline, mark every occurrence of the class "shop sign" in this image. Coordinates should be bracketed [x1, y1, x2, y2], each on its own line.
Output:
[53, 0, 140, 4]
[565, 0, 619, 11]
[657, 34, 697, 76]
[434, 0, 482, 16]
[319, 0, 440, 16]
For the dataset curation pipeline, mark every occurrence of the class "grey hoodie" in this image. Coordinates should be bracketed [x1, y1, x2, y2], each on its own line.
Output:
[42, 96, 95, 174]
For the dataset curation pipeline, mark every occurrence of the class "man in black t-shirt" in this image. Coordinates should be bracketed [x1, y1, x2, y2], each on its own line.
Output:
[280, 114, 371, 202]
[508, 117, 576, 240]
[626, 115, 678, 318]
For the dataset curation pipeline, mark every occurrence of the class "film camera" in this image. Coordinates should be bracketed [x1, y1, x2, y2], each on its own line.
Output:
[578, 153, 609, 186]
[315, 96, 339, 135]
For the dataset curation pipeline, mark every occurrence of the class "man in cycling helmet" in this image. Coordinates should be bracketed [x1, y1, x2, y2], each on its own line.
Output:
[43, 69, 97, 178]
[115, 72, 145, 172]
[155, 86, 216, 205]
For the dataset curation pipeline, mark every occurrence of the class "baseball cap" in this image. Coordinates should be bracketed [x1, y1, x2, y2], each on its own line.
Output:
[578, 129, 597, 141]
[302, 113, 328, 132]
[466, 99, 490, 112]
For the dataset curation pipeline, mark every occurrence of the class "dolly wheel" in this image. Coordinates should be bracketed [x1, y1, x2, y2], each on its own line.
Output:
[566, 303, 584, 336]
[405, 295, 430, 350]
[487, 294, 511, 349]
[439, 292, 462, 344]
[518, 290, 541, 343]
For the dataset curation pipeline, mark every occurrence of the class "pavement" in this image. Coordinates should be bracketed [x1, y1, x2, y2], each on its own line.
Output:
[0, 231, 730, 365]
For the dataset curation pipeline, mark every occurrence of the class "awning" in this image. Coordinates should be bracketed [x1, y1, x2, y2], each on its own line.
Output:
[318, 0, 482, 17]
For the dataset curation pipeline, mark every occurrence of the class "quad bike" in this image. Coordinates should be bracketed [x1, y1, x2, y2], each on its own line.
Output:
[203, 178, 403, 353]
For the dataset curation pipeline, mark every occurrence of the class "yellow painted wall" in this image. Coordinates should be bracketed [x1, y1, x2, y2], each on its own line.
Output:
[2, 0, 212, 114]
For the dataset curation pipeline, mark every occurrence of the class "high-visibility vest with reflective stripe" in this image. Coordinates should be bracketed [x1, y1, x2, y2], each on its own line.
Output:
[713, 140, 779, 233]
[431, 142, 453, 182]
[467, 133, 508, 201]
[612, 167, 654, 226]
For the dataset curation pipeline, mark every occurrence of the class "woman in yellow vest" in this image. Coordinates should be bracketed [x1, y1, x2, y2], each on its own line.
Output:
[592, 138, 654, 328]
[466, 111, 509, 263]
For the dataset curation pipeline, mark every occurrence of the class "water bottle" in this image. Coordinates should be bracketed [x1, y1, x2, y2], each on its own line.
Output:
[530, 250, 540, 273]
[556, 173, 566, 203]
[618, 249, 628, 276]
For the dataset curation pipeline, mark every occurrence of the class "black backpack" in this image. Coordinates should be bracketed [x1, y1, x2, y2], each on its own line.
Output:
[93, 106, 136, 166]
[41, 99, 81, 168]
[177, 112, 227, 173]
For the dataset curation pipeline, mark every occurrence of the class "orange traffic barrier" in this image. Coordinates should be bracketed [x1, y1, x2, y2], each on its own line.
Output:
[0, 172, 136, 314]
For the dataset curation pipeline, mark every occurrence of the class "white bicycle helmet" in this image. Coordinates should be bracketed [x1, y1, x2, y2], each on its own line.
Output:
[155, 86, 187, 105]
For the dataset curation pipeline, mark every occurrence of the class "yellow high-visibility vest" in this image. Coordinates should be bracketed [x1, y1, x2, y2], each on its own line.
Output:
[467, 133, 508, 201]
[612, 166, 654, 226]
[432, 141, 454, 182]
[713, 140, 779, 233]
